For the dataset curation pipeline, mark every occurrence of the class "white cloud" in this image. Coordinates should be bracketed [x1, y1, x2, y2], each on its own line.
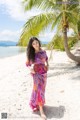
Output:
[39, 32, 56, 38]
[39, 31, 56, 42]
[0, 0, 54, 42]
[0, 28, 56, 42]
[0, 0, 51, 43]
[0, 29, 22, 42]
[38, 26, 57, 42]
[0, 0, 41, 21]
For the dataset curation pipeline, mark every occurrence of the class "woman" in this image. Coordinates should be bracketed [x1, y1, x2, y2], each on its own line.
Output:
[26, 37, 49, 120]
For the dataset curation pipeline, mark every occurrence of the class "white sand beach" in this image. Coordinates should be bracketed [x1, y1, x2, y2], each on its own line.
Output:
[0, 50, 80, 120]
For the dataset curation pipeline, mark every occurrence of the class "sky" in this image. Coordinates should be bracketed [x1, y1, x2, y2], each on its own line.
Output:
[0, 0, 73, 43]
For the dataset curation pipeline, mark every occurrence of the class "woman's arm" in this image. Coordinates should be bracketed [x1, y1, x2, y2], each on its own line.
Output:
[45, 50, 49, 71]
[26, 58, 35, 74]
[46, 60, 49, 71]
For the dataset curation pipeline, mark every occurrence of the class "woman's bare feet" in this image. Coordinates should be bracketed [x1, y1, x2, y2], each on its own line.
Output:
[39, 105, 47, 120]
[40, 112, 47, 120]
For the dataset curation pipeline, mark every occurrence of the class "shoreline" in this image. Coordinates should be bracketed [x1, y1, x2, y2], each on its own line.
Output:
[0, 46, 26, 59]
[0, 52, 25, 59]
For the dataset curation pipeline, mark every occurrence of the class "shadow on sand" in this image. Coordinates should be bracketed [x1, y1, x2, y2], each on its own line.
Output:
[48, 63, 80, 78]
[33, 105, 65, 119]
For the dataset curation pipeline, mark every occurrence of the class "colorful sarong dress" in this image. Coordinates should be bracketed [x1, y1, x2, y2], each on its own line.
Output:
[26, 50, 48, 110]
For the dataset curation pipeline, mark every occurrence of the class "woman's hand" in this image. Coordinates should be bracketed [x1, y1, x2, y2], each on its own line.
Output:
[45, 65, 49, 71]
[47, 65, 49, 71]
[46, 60, 49, 71]
[30, 68, 35, 74]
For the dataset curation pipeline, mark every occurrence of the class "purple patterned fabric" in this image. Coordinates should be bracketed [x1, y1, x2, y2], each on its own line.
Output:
[26, 50, 48, 110]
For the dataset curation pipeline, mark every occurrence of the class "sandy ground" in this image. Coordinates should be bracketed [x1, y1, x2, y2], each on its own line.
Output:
[0, 50, 80, 120]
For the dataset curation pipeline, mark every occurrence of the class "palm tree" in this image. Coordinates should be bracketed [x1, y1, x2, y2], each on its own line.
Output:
[78, 20, 80, 40]
[19, 0, 80, 64]
[62, 0, 80, 63]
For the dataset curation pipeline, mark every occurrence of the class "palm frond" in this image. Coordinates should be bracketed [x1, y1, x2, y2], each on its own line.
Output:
[51, 12, 62, 30]
[20, 12, 56, 44]
[66, 11, 77, 25]
[22, 0, 63, 11]
[19, 0, 80, 46]
[22, 0, 54, 11]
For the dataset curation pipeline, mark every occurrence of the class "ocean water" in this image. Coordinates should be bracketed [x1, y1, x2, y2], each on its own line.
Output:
[0, 46, 26, 58]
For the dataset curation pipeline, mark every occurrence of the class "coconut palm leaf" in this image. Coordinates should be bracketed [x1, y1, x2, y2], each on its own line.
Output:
[22, 0, 64, 11]
[21, 0, 80, 43]
[51, 12, 62, 30]
[22, 0, 54, 11]
[20, 12, 56, 43]
[19, 0, 80, 63]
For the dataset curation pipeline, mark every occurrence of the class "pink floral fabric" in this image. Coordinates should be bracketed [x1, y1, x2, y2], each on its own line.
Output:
[26, 50, 48, 110]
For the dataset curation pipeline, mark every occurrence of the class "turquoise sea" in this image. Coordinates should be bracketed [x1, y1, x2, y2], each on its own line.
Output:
[0, 46, 26, 58]
[0, 40, 49, 58]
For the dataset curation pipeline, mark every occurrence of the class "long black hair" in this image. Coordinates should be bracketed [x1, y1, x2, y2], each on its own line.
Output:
[26, 37, 41, 62]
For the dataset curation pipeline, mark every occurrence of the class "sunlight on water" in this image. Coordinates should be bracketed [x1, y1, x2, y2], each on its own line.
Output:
[0, 46, 26, 58]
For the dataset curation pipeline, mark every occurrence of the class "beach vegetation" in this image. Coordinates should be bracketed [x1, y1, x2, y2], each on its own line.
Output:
[19, 0, 80, 64]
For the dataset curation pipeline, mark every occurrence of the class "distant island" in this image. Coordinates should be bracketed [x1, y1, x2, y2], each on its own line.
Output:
[0, 41, 49, 47]
[0, 41, 18, 46]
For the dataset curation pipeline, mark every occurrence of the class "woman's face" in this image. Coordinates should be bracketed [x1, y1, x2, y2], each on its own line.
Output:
[32, 40, 40, 50]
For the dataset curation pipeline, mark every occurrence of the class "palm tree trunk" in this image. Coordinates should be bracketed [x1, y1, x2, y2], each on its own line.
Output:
[63, 27, 80, 64]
